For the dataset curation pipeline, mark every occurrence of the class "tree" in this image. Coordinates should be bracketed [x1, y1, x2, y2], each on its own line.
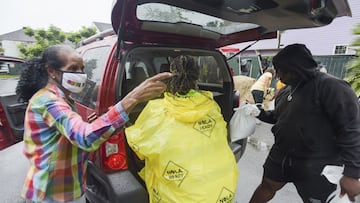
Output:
[206, 20, 224, 28]
[0, 37, 4, 55]
[18, 25, 97, 58]
[67, 26, 97, 44]
[344, 24, 360, 96]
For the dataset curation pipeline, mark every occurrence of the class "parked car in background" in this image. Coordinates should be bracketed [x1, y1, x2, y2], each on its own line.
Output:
[0, 65, 9, 74]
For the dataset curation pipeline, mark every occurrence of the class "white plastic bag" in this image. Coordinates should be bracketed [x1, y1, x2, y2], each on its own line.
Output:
[229, 103, 260, 142]
[322, 165, 353, 203]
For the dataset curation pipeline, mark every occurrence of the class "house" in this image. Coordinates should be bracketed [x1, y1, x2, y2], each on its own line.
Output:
[0, 21, 112, 58]
[227, 0, 360, 78]
[0, 29, 36, 57]
[93, 21, 112, 32]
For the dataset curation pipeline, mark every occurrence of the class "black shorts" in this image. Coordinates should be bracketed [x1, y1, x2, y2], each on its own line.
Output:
[263, 150, 340, 203]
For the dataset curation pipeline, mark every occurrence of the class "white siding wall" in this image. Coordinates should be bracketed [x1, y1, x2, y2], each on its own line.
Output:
[2, 40, 22, 57]
[281, 0, 360, 55]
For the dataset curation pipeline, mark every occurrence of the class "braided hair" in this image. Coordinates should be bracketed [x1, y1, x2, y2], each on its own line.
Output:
[167, 55, 200, 95]
[16, 45, 69, 102]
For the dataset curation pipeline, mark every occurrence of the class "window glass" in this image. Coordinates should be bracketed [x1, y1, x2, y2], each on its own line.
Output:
[155, 55, 224, 84]
[122, 48, 227, 100]
[71, 46, 111, 108]
[123, 56, 151, 95]
[0, 60, 23, 94]
[137, 3, 259, 35]
[153, 57, 169, 73]
[334, 45, 347, 55]
[0, 61, 22, 75]
[197, 56, 223, 84]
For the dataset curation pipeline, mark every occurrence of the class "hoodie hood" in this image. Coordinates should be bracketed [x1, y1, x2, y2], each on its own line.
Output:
[273, 43, 318, 83]
[163, 90, 215, 122]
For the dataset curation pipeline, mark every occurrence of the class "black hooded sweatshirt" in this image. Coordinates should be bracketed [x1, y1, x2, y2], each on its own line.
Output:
[258, 71, 360, 179]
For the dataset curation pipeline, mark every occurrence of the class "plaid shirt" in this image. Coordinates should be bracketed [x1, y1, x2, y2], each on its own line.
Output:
[21, 84, 129, 202]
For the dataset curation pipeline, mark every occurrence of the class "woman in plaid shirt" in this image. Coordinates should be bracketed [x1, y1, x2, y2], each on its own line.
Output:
[16, 45, 171, 203]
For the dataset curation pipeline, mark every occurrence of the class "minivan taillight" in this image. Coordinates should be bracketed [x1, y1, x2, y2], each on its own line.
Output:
[100, 131, 127, 172]
[0, 103, 15, 150]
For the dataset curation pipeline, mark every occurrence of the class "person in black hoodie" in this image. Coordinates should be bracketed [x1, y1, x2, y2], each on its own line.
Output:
[249, 44, 360, 203]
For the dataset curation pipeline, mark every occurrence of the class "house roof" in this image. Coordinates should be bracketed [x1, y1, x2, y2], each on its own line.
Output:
[93, 22, 112, 32]
[0, 29, 36, 42]
[0, 22, 112, 43]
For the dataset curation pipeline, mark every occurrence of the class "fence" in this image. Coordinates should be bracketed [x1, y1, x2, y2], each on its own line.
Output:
[228, 55, 356, 80]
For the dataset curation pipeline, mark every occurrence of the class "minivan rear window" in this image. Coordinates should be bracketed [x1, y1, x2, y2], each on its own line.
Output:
[136, 3, 259, 35]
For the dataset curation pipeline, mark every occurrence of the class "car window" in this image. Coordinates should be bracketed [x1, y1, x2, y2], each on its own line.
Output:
[0, 60, 24, 95]
[197, 56, 223, 84]
[122, 48, 227, 98]
[137, 3, 259, 35]
[153, 57, 170, 73]
[120, 47, 232, 125]
[72, 46, 111, 108]
[0, 60, 23, 74]
[155, 55, 224, 85]
[123, 57, 151, 96]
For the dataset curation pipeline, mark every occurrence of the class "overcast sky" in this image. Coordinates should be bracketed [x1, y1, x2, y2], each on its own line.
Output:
[0, 0, 113, 35]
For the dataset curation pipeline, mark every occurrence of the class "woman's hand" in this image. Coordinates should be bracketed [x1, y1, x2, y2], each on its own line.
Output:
[121, 72, 172, 113]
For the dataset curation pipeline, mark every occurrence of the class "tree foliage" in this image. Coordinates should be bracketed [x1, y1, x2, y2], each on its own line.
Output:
[66, 26, 97, 44]
[0, 40, 4, 55]
[17, 25, 97, 58]
[144, 6, 189, 22]
[345, 24, 360, 96]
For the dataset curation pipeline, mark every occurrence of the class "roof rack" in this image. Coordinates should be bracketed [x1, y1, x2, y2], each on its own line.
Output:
[77, 29, 115, 47]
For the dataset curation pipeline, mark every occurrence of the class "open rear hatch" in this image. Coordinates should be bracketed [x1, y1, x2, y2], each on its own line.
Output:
[111, 0, 351, 50]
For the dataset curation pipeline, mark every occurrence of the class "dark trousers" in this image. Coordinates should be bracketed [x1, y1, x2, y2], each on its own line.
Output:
[263, 150, 340, 203]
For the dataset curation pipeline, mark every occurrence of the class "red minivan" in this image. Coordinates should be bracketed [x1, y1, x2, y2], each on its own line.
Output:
[71, 0, 352, 202]
[75, 29, 246, 203]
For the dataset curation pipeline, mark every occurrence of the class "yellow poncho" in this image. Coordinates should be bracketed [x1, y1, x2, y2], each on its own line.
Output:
[125, 90, 239, 203]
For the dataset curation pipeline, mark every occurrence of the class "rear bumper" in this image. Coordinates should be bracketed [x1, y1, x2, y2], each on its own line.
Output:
[85, 161, 148, 203]
[85, 138, 246, 203]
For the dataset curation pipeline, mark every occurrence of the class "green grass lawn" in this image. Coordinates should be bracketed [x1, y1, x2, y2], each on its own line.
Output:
[0, 74, 20, 79]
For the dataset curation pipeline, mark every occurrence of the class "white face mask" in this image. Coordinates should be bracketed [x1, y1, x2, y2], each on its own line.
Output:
[61, 71, 87, 93]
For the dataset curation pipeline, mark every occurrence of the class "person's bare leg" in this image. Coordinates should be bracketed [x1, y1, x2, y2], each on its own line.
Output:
[249, 176, 286, 203]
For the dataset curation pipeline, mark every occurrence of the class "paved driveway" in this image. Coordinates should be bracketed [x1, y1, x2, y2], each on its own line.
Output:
[0, 141, 28, 203]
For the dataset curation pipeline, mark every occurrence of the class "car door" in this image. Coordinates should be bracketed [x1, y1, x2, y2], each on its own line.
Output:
[0, 56, 26, 150]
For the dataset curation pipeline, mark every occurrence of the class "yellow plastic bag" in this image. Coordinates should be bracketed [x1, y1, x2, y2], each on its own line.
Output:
[125, 90, 239, 203]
